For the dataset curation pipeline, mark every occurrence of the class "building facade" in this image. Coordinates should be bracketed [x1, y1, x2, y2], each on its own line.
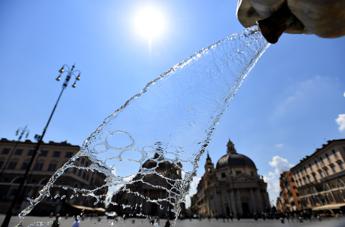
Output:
[191, 140, 270, 218]
[0, 138, 105, 215]
[110, 150, 183, 218]
[277, 139, 345, 214]
[276, 171, 301, 213]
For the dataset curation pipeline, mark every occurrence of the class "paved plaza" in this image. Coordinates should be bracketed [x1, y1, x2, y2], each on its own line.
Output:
[1, 216, 345, 227]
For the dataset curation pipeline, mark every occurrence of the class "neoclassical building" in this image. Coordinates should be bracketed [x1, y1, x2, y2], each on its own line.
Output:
[191, 140, 270, 218]
[277, 139, 345, 214]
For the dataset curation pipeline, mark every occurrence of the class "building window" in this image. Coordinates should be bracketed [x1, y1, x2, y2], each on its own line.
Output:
[47, 163, 57, 172]
[7, 161, 17, 170]
[15, 149, 23, 156]
[27, 150, 34, 156]
[33, 162, 44, 171]
[39, 150, 48, 157]
[1, 148, 10, 155]
[235, 171, 242, 176]
[221, 172, 226, 178]
[21, 161, 29, 170]
[337, 160, 344, 170]
[53, 151, 60, 158]
[65, 152, 73, 158]
[333, 149, 339, 158]
[303, 177, 307, 184]
[323, 167, 329, 176]
[329, 164, 336, 173]
[325, 153, 329, 160]
[311, 172, 317, 181]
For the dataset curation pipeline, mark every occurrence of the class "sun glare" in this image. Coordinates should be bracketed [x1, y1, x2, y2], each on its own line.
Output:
[133, 5, 166, 43]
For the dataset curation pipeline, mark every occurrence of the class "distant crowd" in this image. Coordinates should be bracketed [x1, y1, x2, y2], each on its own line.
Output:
[43, 210, 345, 227]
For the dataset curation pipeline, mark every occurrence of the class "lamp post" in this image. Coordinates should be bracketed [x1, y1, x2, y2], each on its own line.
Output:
[0, 126, 30, 179]
[1, 64, 81, 227]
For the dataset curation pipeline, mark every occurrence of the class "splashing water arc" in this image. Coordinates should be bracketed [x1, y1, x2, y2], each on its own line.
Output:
[19, 26, 269, 226]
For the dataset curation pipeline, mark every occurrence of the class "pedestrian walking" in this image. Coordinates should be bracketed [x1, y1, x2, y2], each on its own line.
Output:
[51, 215, 60, 227]
[280, 217, 285, 224]
[153, 219, 160, 227]
[72, 216, 80, 227]
[164, 219, 171, 227]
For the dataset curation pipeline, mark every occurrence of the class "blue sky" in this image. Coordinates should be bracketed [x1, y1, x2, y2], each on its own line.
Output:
[1, 0, 345, 203]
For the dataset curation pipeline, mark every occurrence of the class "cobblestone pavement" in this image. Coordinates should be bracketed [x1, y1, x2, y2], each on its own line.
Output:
[1, 216, 345, 227]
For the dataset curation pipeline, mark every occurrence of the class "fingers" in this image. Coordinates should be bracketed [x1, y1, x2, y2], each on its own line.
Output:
[288, 0, 345, 37]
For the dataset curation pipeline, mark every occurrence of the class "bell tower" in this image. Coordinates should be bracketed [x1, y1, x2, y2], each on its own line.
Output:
[205, 152, 214, 173]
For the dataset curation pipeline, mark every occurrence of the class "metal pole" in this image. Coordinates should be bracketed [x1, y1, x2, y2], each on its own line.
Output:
[1, 87, 65, 227]
[1, 64, 80, 227]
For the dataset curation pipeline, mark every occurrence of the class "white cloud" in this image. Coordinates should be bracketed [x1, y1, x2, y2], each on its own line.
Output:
[264, 156, 293, 205]
[343, 91, 345, 98]
[185, 175, 201, 208]
[336, 114, 345, 132]
[269, 156, 292, 173]
[274, 143, 284, 149]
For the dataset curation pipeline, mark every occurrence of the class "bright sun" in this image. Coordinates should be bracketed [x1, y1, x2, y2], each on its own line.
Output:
[133, 5, 166, 43]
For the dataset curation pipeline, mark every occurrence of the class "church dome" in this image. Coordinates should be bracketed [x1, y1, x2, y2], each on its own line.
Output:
[216, 140, 257, 170]
[216, 153, 257, 169]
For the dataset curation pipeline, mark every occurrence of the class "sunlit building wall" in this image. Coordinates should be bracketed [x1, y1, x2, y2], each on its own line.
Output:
[278, 139, 345, 213]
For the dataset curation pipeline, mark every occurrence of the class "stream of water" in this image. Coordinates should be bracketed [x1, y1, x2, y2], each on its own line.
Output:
[17, 25, 269, 227]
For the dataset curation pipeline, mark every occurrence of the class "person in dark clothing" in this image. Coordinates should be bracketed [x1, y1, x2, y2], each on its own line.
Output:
[164, 219, 171, 227]
[51, 216, 60, 227]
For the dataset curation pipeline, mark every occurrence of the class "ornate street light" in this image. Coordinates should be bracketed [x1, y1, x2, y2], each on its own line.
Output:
[0, 126, 30, 178]
[1, 64, 81, 227]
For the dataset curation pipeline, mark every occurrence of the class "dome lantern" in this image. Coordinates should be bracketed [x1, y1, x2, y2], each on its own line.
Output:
[227, 139, 237, 154]
[216, 139, 257, 170]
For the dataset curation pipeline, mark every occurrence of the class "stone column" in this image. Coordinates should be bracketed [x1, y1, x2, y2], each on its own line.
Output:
[236, 189, 242, 216]
[250, 188, 256, 213]
[230, 190, 236, 216]
[220, 190, 225, 216]
[264, 191, 270, 209]
[255, 189, 263, 212]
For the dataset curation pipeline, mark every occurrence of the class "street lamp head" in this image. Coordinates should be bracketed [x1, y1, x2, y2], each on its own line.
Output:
[55, 75, 62, 81]
[72, 82, 77, 88]
[58, 66, 65, 74]
[76, 73, 81, 81]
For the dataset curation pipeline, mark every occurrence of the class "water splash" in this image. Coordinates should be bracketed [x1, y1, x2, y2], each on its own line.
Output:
[18, 26, 269, 226]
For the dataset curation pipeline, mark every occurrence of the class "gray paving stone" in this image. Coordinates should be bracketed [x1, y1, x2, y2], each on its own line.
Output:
[1, 215, 345, 227]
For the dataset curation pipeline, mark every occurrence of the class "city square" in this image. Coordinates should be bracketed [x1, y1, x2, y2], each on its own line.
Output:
[1, 1, 345, 227]
[1, 216, 345, 227]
